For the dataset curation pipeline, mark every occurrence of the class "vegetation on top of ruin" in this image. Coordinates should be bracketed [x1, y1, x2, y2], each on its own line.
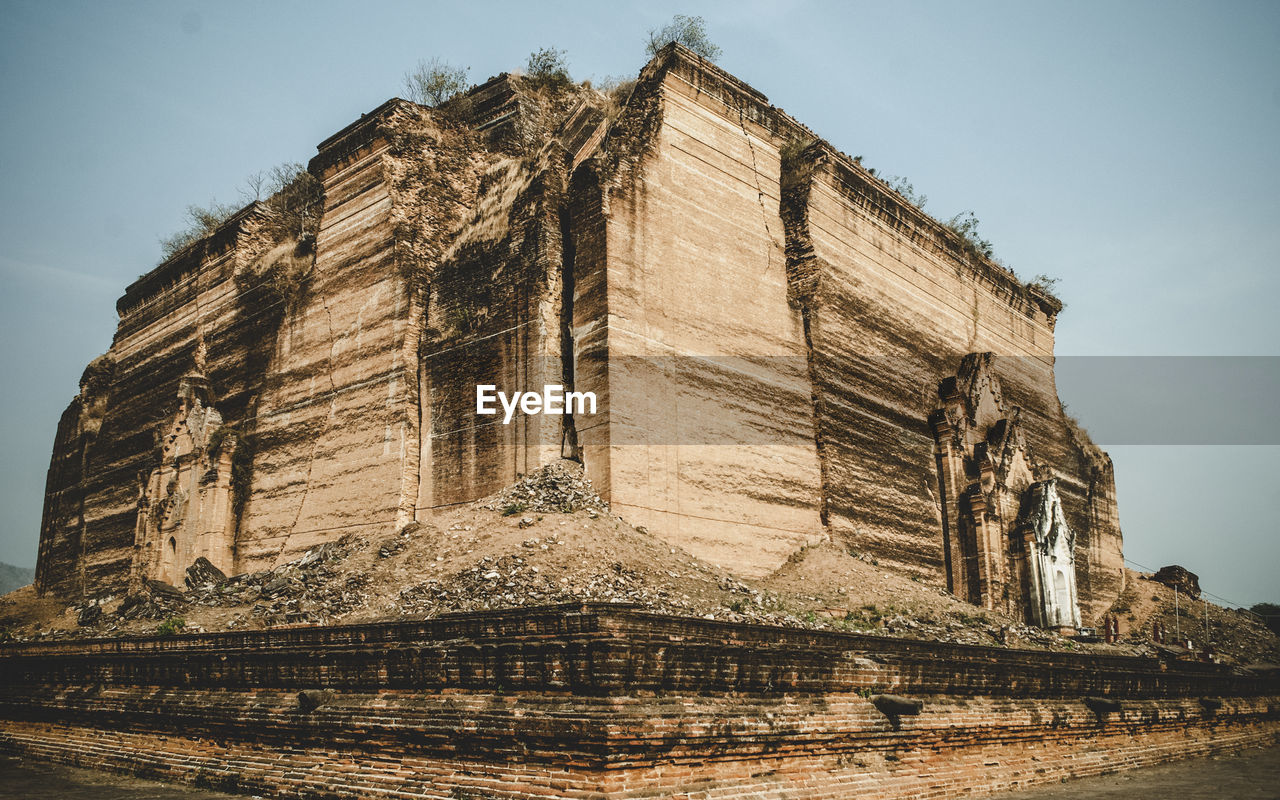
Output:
[942, 212, 1064, 306]
[944, 210, 996, 260]
[155, 162, 321, 268]
[595, 75, 639, 120]
[403, 57, 471, 107]
[250, 163, 323, 244]
[839, 153, 1064, 307]
[201, 161, 324, 319]
[645, 14, 721, 62]
[885, 175, 927, 210]
[1028, 273, 1061, 295]
[779, 136, 817, 171]
[523, 47, 572, 91]
[158, 200, 238, 261]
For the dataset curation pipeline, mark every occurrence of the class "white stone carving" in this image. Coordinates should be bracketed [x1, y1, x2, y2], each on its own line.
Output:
[1023, 480, 1081, 630]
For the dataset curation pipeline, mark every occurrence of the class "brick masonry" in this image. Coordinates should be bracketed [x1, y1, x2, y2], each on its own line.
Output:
[38, 47, 1126, 631]
[2, 604, 1276, 798]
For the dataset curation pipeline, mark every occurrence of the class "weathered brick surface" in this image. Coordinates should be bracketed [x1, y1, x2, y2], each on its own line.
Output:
[2, 606, 1277, 798]
[39, 47, 1128, 631]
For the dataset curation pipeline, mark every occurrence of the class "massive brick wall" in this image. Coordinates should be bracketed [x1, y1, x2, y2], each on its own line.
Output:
[37, 46, 1125, 625]
[571, 48, 1123, 612]
[234, 107, 407, 567]
[786, 143, 1124, 620]
[1, 606, 1276, 799]
[426, 147, 570, 507]
[572, 54, 826, 576]
[36, 86, 609, 598]
[36, 205, 292, 596]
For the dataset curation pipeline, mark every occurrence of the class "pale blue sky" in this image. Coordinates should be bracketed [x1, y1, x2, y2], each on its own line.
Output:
[1, 1, 1276, 607]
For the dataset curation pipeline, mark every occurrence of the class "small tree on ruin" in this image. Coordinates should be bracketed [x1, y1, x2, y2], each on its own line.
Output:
[524, 47, 572, 90]
[403, 57, 470, 107]
[645, 14, 722, 62]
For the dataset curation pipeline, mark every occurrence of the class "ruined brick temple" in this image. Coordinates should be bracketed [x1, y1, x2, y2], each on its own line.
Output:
[36, 44, 1123, 631]
[11, 45, 1279, 800]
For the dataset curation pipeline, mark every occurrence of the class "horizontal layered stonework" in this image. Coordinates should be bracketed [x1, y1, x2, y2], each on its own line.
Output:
[39, 44, 1128, 638]
[2, 605, 1277, 799]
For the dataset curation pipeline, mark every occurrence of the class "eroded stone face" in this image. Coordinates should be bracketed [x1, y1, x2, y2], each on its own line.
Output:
[132, 373, 236, 588]
[35, 46, 1124, 627]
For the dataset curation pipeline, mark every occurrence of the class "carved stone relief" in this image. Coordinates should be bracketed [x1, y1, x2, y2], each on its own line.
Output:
[132, 370, 237, 587]
[930, 353, 1081, 630]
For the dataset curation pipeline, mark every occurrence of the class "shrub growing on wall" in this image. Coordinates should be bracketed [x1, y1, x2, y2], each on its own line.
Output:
[645, 15, 722, 61]
[403, 57, 470, 106]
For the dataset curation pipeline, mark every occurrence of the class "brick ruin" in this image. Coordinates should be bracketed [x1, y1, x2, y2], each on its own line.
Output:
[14, 45, 1277, 800]
[36, 44, 1124, 634]
[0, 605, 1277, 799]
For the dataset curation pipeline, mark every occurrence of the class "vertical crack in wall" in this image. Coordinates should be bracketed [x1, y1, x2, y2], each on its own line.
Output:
[385, 103, 484, 515]
[931, 416, 956, 594]
[558, 204, 581, 462]
[780, 141, 830, 529]
[228, 185, 323, 568]
[732, 99, 783, 273]
[396, 285, 425, 527]
[968, 288, 981, 351]
[799, 309, 830, 528]
[415, 310, 431, 515]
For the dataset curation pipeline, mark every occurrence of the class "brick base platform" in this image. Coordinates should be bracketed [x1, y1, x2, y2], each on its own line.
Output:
[2, 604, 1277, 799]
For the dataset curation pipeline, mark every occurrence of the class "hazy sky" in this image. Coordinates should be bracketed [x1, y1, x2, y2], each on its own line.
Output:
[1, 1, 1276, 607]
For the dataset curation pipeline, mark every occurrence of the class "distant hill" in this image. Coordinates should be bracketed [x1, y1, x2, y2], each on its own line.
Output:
[0, 562, 35, 595]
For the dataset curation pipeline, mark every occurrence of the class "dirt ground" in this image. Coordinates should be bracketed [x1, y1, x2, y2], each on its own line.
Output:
[995, 743, 1280, 800]
[1107, 566, 1279, 664]
[2, 462, 1277, 665]
[0, 755, 245, 799]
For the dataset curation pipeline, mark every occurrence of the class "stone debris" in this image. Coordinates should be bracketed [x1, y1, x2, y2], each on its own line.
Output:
[184, 557, 226, 590]
[391, 556, 678, 616]
[481, 461, 608, 515]
[13, 471, 1275, 668]
[1150, 565, 1201, 599]
[75, 604, 101, 627]
[145, 579, 184, 599]
[76, 539, 372, 630]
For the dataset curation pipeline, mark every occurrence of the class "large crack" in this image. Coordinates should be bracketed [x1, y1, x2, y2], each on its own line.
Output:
[395, 286, 426, 527]
[780, 143, 831, 531]
[557, 204, 581, 462]
[732, 99, 783, 273]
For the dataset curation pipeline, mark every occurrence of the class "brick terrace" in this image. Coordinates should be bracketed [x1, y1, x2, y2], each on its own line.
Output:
[2, 603, 1277, 798]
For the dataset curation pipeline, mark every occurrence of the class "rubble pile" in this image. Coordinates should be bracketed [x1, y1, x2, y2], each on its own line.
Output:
[481, 460, 609, 515]
[391, 556, 680, 616]
[2, 464, 1273, 665]
[388, 555, 842, 630]
[187, 539, 369, 627]
[68, 539, 371, 634]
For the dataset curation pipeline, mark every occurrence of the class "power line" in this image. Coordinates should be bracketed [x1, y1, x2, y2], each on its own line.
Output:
[1123, 556, 1257, 610]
